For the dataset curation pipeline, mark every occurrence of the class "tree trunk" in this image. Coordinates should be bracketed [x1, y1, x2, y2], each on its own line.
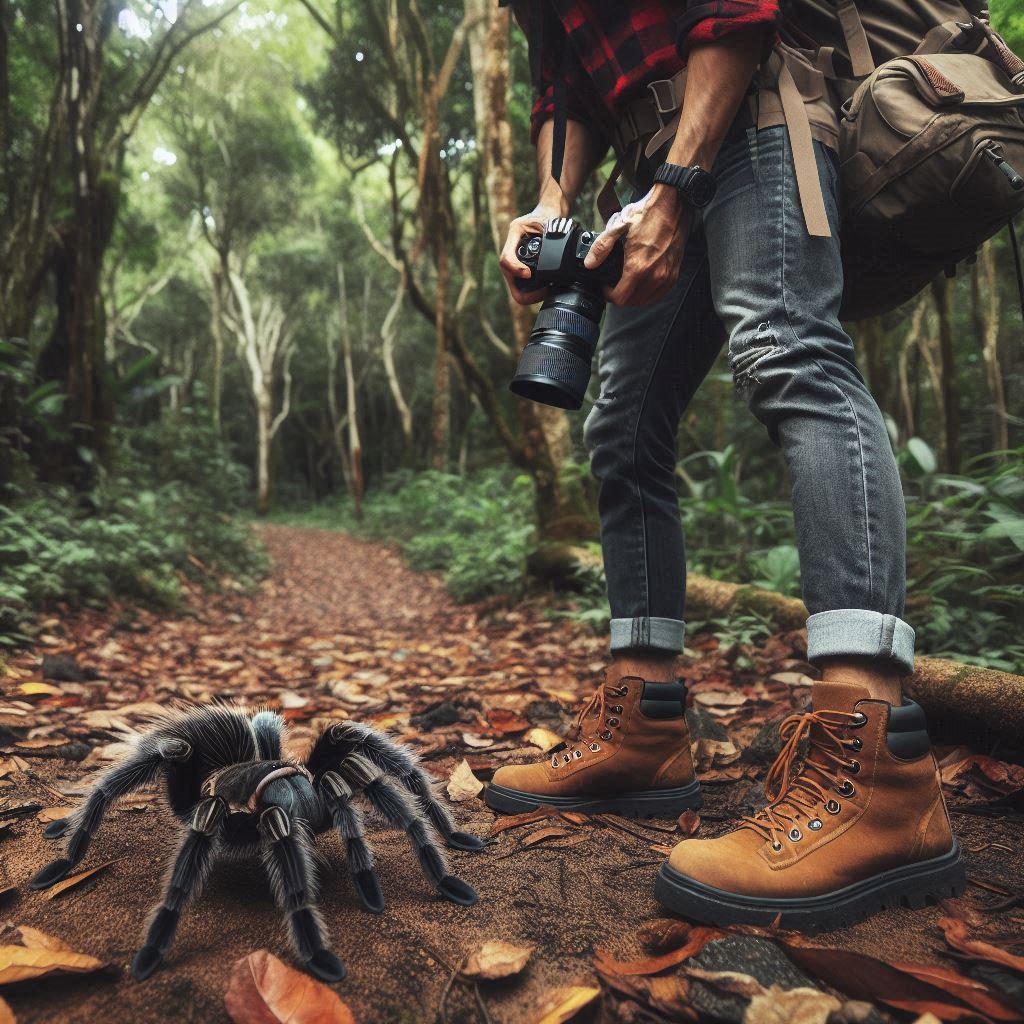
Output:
[256, 392, 272, 515]
[466, 0, 595, 541]
[930, 276, 961, 473]
[337, 264, 365, 518]
[431, 243, 451, 471]
[971, 243, 1009, 453]
[381, 278, 413, 457]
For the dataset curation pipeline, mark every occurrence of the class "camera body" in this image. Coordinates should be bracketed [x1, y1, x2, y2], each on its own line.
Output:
[509, 218, 623, 410]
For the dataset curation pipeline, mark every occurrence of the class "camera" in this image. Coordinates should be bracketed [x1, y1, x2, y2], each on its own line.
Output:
[509, 217, 623, 410]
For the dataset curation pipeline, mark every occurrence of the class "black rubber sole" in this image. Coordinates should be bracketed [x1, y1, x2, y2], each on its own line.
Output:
[483, 779, 702, 819]
[654, 841, 966, 933]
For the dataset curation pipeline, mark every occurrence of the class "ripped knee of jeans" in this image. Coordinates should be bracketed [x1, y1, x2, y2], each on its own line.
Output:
[730, 321, 779, 399]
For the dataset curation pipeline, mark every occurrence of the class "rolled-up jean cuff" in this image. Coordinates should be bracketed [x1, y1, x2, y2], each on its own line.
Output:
[610, 617, 684, 654]
[806, 609, 915, 674]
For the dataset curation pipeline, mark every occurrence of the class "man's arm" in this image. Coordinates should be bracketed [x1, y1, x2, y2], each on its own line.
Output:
[585, 29, 768, 306]
[498, 118, 605, 305]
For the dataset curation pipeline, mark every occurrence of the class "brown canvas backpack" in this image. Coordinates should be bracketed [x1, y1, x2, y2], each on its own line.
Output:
[787, 0, 1024, 319]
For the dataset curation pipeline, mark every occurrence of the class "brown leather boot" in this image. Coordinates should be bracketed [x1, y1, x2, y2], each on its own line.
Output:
[655, 681, 965, 931]
[484, 668, 701, 819]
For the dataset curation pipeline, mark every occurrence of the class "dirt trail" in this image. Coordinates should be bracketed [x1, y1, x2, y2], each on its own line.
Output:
[0, 525, 1020, 1024]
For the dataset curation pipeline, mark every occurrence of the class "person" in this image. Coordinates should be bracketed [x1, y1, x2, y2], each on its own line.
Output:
[484, 0, 965, 929]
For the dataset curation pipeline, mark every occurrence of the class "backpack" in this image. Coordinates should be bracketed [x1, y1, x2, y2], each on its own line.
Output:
[785, 0, 1024, 319]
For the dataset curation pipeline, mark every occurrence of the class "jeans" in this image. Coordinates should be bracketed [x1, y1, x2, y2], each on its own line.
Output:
[583, 115, 915, 673]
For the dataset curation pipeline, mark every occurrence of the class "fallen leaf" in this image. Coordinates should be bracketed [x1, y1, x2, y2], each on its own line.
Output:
[17, 682, 63, 697]
[461, 733, 494, 749]
[534, 986, 601, 1024]
[636, 919, 693, 954]
[596, 923, 725, 976]
[0, 944, 106, 985]
[224, 949, 355, 1024]
[488, 807, 565, 836]
[522, 827, 571, 847]
[460, 940, 533, 981]
[938, 916, 1024, 973]
[485, 709, 531, 735]
[524, 727, 563, 751]
[15, 927, 75, 953]
[677, 810, 701, 836]
[276, 690, 309, 710]
[446, 760, 483, 802]
[693, 691, 748, 710]
[45, 859, 117, 900]
[768, 672, 814, 688]
[36, 807, 74, 824]
[745, 986, 841, 1024]
[692, 738, 740, 772]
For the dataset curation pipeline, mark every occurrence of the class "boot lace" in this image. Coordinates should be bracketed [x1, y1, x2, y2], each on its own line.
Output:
[550, 682, 630, 768]
[743, 709, 867, 849]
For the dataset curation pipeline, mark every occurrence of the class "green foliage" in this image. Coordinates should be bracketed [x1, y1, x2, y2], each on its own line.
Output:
[0, 414, 268, 646]
[275, 470, 535, 603]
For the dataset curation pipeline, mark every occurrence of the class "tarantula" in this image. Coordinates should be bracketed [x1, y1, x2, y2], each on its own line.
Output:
[28, 704, 483, 982]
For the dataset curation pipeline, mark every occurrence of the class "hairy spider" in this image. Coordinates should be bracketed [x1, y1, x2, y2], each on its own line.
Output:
[28, 704, 483, 983]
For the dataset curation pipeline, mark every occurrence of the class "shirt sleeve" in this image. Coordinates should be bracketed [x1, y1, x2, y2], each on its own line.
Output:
[510, 1, 608, 147]
[678, 0, 782, 54]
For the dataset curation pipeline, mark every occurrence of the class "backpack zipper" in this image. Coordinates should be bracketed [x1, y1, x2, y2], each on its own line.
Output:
[984, 142, 1024, 190]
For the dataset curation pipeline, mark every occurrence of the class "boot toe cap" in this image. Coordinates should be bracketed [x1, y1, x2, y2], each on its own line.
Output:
[667, 830, 768, 895]
[491, 762, 550, 793]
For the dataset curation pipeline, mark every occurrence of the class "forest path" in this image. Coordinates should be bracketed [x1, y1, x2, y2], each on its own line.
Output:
[1, 525, 1021, 1024]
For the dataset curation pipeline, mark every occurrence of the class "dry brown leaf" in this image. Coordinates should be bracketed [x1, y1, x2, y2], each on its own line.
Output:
[15, 927, 75, 953]
[522, 827, 571, 847]
[534, 986, 601, 1024]
[36, 807, 74, 824]
[460, 940, 533, 981]
[692, 739, 740, 772]
[461, 733, 494, 749]
[0, 944, 106, 985]
[693, 691, 748, 710]
[524, 727, 563, 751]
[768, 672, 814, 688]
[677, 809, 701, 836]
[446, 760, 483, 802]
[44, 859, 117, 900]
[938, 916, 1024, 973]
[0, 994, 14, 1024]
[596, 923, 725, 976]
[17, 682, 63, 697]
[276, 690, 309, 710]
[224, 949, 355, 1024]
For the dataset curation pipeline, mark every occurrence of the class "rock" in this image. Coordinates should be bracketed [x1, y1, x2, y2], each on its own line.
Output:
[411, 701, 463, 729]
[686, 707, 731, 742]
[41, 654, 97, 683]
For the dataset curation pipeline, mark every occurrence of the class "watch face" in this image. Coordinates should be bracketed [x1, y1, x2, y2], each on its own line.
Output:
[688, 171, 717, 208]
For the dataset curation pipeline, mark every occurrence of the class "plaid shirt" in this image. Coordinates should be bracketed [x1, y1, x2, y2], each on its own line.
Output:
[512, 1, 782, 145]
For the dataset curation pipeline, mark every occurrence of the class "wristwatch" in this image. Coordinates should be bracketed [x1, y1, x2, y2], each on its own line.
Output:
[653, 162, 717, 209]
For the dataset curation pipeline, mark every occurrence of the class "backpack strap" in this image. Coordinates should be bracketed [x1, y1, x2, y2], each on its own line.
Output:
[835, 0, 875, 77]
[770, 48, 833, 237]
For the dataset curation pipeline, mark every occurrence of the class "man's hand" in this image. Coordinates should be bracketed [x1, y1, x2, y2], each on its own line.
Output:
[499, 203, 564, 305]
[584, 185, 691, 306]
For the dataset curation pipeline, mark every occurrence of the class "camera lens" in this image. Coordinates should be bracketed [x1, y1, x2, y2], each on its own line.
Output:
[509, 284, 604, 410]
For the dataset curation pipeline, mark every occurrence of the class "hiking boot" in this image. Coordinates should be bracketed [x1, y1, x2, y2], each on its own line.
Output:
[484, 668, 701, 819]
[654, 681, 965, 931]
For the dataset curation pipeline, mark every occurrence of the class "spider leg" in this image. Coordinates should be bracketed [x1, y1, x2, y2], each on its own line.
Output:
[325, 722, 484, 851]
[319, 771, 384, 913]
[340, 755, 478, 908]
[259, 805, 346, 983]
[132, 795, 225, 981]
[251, 710, 284, 759]
[30, 736, 188, 890]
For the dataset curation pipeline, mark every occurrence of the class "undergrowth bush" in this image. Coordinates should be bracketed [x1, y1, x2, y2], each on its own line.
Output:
[0, 413, 268, 646]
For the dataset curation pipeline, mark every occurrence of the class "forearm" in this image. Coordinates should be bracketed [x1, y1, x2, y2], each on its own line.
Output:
[534, 118, 605, 215]
[655, 29, 769, 206]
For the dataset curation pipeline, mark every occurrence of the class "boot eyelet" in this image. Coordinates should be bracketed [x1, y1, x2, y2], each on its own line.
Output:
[573, 750, 583, 759]
[826, 799, 841, 814]
[590, 742, 601, 752]
[551, 756, 559, 768]
[562, 753, 572, 764]
[847, 760, 861, 775]
[601, 731, 613, 741]
[789, 827, 802, 842]
[771, 840, 783, 852]
[850, 712, 868, 728]
[836, 780, 856, 797]
[621, 685, 629, 694]
[847, 737, 863, 752]
[808, 818, 823, 831]
[607, 717, 620, 728]
[612, 705, 623, 714]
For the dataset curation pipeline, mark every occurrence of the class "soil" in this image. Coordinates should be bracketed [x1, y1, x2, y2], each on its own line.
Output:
[0, 525, 1021, 1024]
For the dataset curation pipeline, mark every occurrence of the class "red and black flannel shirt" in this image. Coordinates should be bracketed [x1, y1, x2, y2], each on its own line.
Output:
[511, 1, 782, 147]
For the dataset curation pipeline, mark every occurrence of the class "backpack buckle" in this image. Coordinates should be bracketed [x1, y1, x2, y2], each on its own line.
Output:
[648, 78, 679, 116]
